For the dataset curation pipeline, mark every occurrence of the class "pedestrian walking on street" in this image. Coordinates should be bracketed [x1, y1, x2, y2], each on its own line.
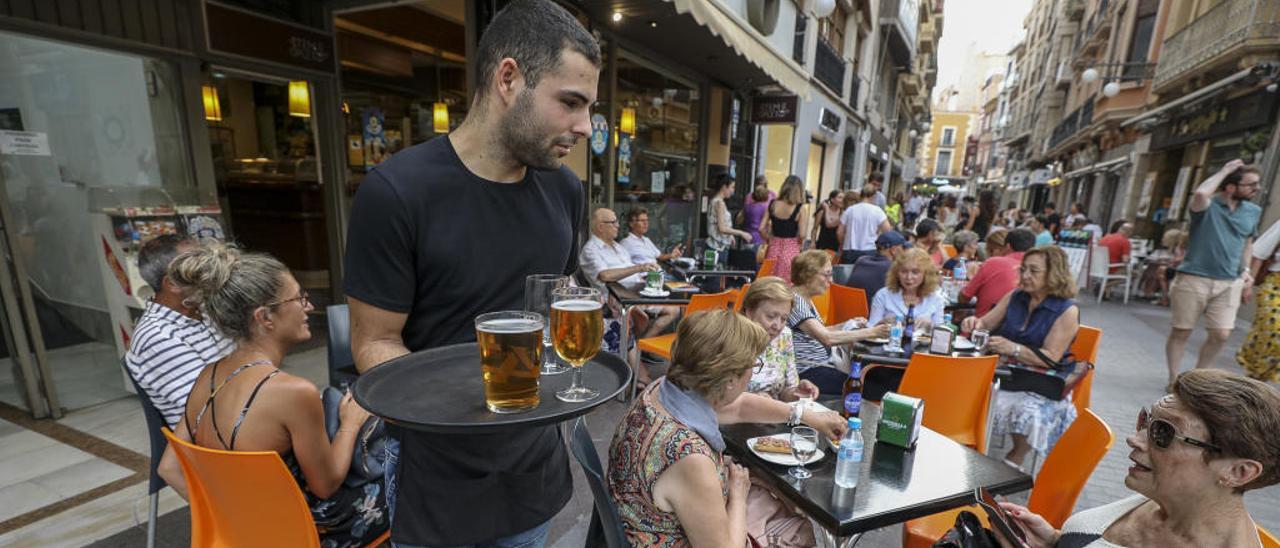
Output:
[343, 1, 599, 544]
[1165, 159, 1262, 392]
[761, 176, 809, 282]
[1238, 218, 1280, 382]
[811, 189, 844, 252]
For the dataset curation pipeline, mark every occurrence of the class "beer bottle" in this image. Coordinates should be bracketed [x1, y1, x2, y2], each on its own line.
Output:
[842, 361, 863, 418]
[902, 304, 916, 356]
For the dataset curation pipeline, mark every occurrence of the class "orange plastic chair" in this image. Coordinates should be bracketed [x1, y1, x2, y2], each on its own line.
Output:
[898, 354, 998, 453]
[810, 290, 832, 324]
[162, 429, 390, 548]
[732, 284, 751, 312]
[1070, 326, 1102, 412]
[942, 244, 957, 258]
[903, 409, 1114, 547]
[756, 258, 776, 279]
[1261, 526, 1280, 548]
[828, 284, 869, 324]
[637, 290, 736, 359]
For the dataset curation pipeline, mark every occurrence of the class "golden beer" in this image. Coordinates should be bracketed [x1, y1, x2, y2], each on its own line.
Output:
[475, 313, 543, 413]
[551, 299, 603, 366]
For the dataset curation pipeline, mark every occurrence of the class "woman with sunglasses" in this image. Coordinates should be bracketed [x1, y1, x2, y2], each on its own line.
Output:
[960, 246, 1080, 469]
[998, 369, 1280, 547]
[157, 241, 388, 547]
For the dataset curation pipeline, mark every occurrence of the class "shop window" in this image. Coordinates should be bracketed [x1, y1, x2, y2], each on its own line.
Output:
[613, 56, 701, 253]
[762, 125, 795, 191]
[0, 30, 203, 411]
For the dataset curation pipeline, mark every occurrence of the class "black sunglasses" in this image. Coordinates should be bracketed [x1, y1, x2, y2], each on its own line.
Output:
[1137, 407, 1221, 453]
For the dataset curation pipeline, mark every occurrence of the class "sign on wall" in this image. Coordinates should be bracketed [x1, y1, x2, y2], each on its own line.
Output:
[752, 95, 799, 125]
[205, 1, 334, 73]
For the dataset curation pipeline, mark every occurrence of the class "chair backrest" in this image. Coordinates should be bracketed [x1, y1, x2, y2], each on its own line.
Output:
[756, 258, 776, 279]
[1089, 245, 1111, 276]
[899, 354, 998, 453]
[569, 417, 629, 548]
[162, 429, 321, 547]
[829, 284, 869, 324]
[1260, 525, 1280, 548]
[688, 290, 736, 315]
[942, 244, 957, 258]
[1027, 409, 1114, 528]
[1070, 326, 1102, 412]
[732, 284, 751, 312]
[810, 290, 832, 324]
[122, 360, 170, 495]
[326, 304, 356, 389]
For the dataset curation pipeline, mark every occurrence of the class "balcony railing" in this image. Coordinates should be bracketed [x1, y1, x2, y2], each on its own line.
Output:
[815, 39, 847, 96]
[1048, 97, 1095, 151]
[1154, 0, 1280, 89]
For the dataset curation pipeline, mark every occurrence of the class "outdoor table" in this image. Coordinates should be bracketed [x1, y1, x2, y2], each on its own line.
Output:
[606, 282, 693, 399]
[666, 261, 755, 292]
[721, 401, 1032, 543]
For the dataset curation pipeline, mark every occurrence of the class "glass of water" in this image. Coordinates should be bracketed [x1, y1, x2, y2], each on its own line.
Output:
[971, 329, 991, 354]
[524, 274, 570, 375]
[789, 426, 819, 479]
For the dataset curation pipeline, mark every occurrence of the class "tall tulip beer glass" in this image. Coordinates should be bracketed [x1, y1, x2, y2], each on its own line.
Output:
[475, 311, 544, 413]
[524, 274, 570, 375]
[551, 287, 603, 402]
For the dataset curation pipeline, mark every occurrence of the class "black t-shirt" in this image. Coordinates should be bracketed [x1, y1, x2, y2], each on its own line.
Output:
[344, 135, 582, 545]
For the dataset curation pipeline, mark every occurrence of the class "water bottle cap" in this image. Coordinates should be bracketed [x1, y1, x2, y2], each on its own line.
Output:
[848, 417, 861, 428]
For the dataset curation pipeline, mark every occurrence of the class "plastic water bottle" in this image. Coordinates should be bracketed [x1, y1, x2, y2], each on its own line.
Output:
[886, 314, 904, 352]
[954, 257, 967, 281]
[835, 417, 864, 488]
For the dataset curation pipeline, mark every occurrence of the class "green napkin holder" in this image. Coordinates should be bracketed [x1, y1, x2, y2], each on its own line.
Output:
[878, 391, 924, 449]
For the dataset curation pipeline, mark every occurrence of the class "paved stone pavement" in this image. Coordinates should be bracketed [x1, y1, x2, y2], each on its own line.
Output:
[546, 297, 1280, 547]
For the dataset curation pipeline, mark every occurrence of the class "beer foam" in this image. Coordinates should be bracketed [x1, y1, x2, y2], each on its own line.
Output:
[551, 299, 603, 311]
[477, 318, 543, 333]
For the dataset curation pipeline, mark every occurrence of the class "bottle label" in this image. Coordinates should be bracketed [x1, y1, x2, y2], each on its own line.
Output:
[843, 392, 861, 415]
[839, 445, 860, 462]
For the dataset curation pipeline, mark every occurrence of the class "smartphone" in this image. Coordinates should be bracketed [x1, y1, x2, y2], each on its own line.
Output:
[974, 487, 1029, 548]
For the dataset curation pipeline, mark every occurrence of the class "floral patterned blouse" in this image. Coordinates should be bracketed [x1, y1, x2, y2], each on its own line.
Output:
[608, 381, 726, 547]
[748, 327, 799, 399]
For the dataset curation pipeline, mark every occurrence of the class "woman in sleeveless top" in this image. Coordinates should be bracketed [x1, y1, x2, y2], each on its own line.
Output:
[740, 175, 775, 246]
[761, 176, 810, 282]
[706, 174, 752, 253]
[961, 246, 1080, 469]
[157, 242, 388, 547]
[811, 190, 844, 252]
[608, 310, 846, 547]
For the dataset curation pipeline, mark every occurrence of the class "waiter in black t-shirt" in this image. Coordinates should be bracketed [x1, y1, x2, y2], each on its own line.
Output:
[343, 1, 599, 546]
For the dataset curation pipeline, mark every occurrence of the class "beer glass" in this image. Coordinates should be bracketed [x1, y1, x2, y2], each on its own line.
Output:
[524, 274, 570, 375]
[551, 286, 603, 403]
[475, 311, 544, 413]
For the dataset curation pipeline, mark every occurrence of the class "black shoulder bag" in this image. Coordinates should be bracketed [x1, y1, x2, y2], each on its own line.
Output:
[321, 386, 387, 487]
[1001, 344, 1092, 401]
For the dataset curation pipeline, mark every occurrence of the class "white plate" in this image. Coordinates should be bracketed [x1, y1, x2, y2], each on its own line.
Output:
[747, 435, 826, 466]
[954, 336, 977, 351]
[639, 288, 671, 297]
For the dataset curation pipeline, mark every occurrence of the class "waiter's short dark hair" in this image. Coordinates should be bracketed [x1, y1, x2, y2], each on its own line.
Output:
[473, 0, 601, 102]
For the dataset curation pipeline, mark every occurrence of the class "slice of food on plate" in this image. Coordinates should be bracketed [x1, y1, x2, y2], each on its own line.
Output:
[752, 436, 792, 454]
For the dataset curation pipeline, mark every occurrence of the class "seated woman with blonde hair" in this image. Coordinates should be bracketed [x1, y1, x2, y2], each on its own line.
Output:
[741, 276, 820, 402]
[157, 242, 387, 547]
[608, 309, 846, 547]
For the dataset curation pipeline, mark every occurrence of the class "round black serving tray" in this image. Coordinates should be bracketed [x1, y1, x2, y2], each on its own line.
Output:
[352, 343, 631, 434]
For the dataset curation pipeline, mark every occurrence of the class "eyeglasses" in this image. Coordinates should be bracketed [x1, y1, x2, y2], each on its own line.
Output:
[269, 290, 310, 308]
[754, 356, 766, 373]
[1137, 406, 1221, 453]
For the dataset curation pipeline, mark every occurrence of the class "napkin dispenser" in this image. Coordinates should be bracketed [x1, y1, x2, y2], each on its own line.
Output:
[877, 392, 924, 449]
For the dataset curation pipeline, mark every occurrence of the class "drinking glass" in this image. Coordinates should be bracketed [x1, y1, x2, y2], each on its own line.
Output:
[972, 329, 991, 354]
[551, 286, 603, 403]
[789, 426, 819, 479]
[524, 274, 570, 375]
[475, 311, 544, 413]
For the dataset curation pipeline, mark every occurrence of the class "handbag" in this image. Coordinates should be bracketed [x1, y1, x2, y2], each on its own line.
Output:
[321, 386, 387, 487]
[933, 510, 999, 548]
[1000, 344, 1092, 401]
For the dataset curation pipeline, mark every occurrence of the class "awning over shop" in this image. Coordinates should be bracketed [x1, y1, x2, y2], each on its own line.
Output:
[1063, 157, 1129, 179]
[668, 0, 812, 97]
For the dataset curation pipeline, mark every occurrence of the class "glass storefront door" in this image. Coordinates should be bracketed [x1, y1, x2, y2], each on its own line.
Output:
[0, 31, 208, 415]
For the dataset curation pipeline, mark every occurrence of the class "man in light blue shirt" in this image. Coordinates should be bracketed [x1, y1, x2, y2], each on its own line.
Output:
[1165, 159, 1262, 389]
[1031, 214, 1055, 247]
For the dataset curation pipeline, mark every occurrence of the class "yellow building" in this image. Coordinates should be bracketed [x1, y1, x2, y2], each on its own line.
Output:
[919, 110, 978, 178]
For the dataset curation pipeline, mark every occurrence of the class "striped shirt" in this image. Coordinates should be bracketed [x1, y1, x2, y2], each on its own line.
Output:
[788, 293, 830, 372]
[125, 301, 235, 427]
